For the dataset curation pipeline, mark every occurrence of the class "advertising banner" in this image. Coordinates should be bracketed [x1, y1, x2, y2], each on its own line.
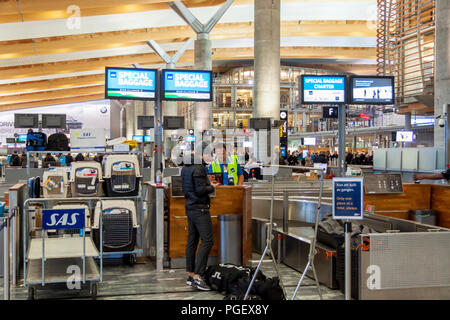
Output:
[301, 75, 346, 104]
[70, 128, 106, 152]
[162, 69, 212, 101]
[0, 100, 110, 146]
[332, 177, 364, 220]
[105, 67, 157, 100]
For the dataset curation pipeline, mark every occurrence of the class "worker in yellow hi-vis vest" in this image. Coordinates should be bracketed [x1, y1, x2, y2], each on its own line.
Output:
[208, 145, 244, 186]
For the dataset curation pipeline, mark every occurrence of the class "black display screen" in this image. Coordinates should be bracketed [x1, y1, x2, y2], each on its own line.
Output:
[14, 114, 39, 128]
[364, 173, 404, 194]
[164, 116, 185, 129]
[350, 76, 395, 105]
[137, 116, 154, 129]
[42, 114, 66, 128]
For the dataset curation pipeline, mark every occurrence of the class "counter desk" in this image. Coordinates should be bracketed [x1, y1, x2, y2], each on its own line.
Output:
[167, 185, 252, 268]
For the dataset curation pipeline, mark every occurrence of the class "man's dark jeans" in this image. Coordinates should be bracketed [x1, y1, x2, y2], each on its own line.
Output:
[185, 208, 214, 276]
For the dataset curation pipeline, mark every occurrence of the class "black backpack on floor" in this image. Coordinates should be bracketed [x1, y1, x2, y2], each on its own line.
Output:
[47, 133, 69, 151]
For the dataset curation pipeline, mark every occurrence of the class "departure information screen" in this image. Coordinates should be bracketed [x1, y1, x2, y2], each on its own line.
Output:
[162, 69, 212, 101]
[105, 67, 157, 100]
[301, 75, 346, 104]
[350, 76, 394, 104]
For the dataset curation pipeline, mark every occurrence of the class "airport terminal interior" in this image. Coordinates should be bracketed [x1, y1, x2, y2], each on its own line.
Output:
[0, 0, 449, 301]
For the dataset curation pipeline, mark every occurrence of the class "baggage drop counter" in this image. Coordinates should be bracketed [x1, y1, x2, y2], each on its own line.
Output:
[250, 181, 450, 299]
[158, 184, 252, 269]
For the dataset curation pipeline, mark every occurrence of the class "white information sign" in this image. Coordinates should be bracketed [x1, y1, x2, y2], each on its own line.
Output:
[70, 128, 106, 152]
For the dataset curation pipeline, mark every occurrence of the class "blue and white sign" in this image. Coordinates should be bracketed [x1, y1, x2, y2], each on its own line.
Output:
[42, 208, 85, 230]
[301, 75, 347, 104]
[105, 67, 157, 100]
[70, 128, 106, 152]
[162, 69, 212, 101]
[332, 178, 364, 220]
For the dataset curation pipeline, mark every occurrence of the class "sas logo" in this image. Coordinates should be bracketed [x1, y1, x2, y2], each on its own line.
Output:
[42, 209, 85, 230]
[167, 74, 174, 80]
[110, 71, 117, 78]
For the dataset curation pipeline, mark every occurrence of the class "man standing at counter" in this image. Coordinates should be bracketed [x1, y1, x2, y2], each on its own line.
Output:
[208, 144, 244, 186]
[181, 142, 217, 291]
[414, 167, 450, 183]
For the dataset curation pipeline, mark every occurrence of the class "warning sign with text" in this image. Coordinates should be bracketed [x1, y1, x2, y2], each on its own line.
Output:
[332, 178, 364, 220]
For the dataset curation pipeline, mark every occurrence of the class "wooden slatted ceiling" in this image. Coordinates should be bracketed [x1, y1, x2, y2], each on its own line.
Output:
[0, 21, 375, 60]
[0, 47, 376, 81]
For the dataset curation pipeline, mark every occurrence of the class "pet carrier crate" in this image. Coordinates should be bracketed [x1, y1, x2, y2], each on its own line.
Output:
[103, 155, 141, 197]
[69, 161, 103, 197]
[42, 168, 68, 198]
[92, 200, 138, 252]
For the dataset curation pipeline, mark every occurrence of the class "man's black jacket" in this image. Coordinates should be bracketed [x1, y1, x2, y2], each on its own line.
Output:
[181, 163, 215, 210]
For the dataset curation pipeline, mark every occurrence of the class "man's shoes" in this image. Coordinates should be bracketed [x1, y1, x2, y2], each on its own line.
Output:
[192, 277, 211, 291]
[186, 276, 194, 286]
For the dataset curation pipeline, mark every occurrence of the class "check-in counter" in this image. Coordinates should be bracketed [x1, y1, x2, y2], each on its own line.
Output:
[168, 185, 252, 267]
[364, 183, 450, 229]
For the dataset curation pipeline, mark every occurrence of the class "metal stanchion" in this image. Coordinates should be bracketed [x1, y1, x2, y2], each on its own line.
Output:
[344, 220, 351, 300]
[3, 217, 10, 300]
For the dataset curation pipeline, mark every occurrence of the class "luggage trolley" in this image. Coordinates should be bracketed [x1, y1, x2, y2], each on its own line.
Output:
[23, 198, 103, 300]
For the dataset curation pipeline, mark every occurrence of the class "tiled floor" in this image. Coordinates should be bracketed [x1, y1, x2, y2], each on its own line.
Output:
[0, 257, 344, 300]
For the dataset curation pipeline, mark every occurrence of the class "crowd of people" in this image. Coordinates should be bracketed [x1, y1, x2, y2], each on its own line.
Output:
[280, 150, 373, 167]
[8, 150, 105, 168]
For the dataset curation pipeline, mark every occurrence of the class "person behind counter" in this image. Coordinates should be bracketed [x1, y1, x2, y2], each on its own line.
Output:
[181, 142, 217, 291]
[208, 144, 244, 186]
[413, 168, 450, 183]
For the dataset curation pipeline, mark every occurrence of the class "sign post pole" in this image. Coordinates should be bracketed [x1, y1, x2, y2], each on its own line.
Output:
[332, 177, 364, 301]
[153, 70, 163, 181]
[344, 219, 351, 300]
[338, 104, 347, 177]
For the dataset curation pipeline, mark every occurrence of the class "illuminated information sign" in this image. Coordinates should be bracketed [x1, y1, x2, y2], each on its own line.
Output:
[162, 69, 212, 101]
[105, 67, 157, 100]
[332, 178, 364, 220]
[301, 75, 346, 104]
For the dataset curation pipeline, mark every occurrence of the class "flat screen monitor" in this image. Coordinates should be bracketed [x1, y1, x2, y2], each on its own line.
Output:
[300, 75, 347, 104]
[144, 135, 152, 143]
[249, 118, 271, 130]
[162, 69, 213, 102]
[350, 76, 394, 105]
[185, 136, 196, 143]
[6, 138, 16, 144]
[14, 113, 39, 128]
[163, 116, 185, 129]
[105, 67, 157, 101]
[323, 106, 339, 118]
[396, 131, 413, 142]
[132, 135, 143, 143]
[303, 137, 316, 146]
[42, 114, 67, 128]
[280, 146, 287, 158]
[137, 116, 154, 129]
[17, 134, 27, 142]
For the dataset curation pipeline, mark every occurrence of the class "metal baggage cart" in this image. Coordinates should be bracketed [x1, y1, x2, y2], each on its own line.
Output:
[23, 197, 102, 300]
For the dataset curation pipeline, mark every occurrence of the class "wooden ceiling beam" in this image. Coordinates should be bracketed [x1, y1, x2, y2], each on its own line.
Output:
[0, 85, 105, 105]
[0, 21, 376, 59]
[0, 94, 106, 112]
[0, 47, 376, 80]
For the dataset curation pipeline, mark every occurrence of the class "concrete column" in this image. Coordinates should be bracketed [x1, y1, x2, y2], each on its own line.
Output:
[194, 35, 213, 131]
[302, 112, 308, 132]
[404, 112, 412, 147]
[253, 0, 280, 120]
[125, 101, 135, 140]
[434, 0, 450, 162]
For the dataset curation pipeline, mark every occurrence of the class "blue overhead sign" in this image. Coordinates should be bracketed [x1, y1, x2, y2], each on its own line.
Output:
[332, 178, 364, 220]
[301, 75, 347, 104]
[105, 67, 157, 101]
[162, 69, 213, 101]
[42, 208, 86, 230]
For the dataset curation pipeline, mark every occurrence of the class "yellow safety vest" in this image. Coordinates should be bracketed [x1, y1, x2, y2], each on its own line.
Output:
[211, 158, 239, 185]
